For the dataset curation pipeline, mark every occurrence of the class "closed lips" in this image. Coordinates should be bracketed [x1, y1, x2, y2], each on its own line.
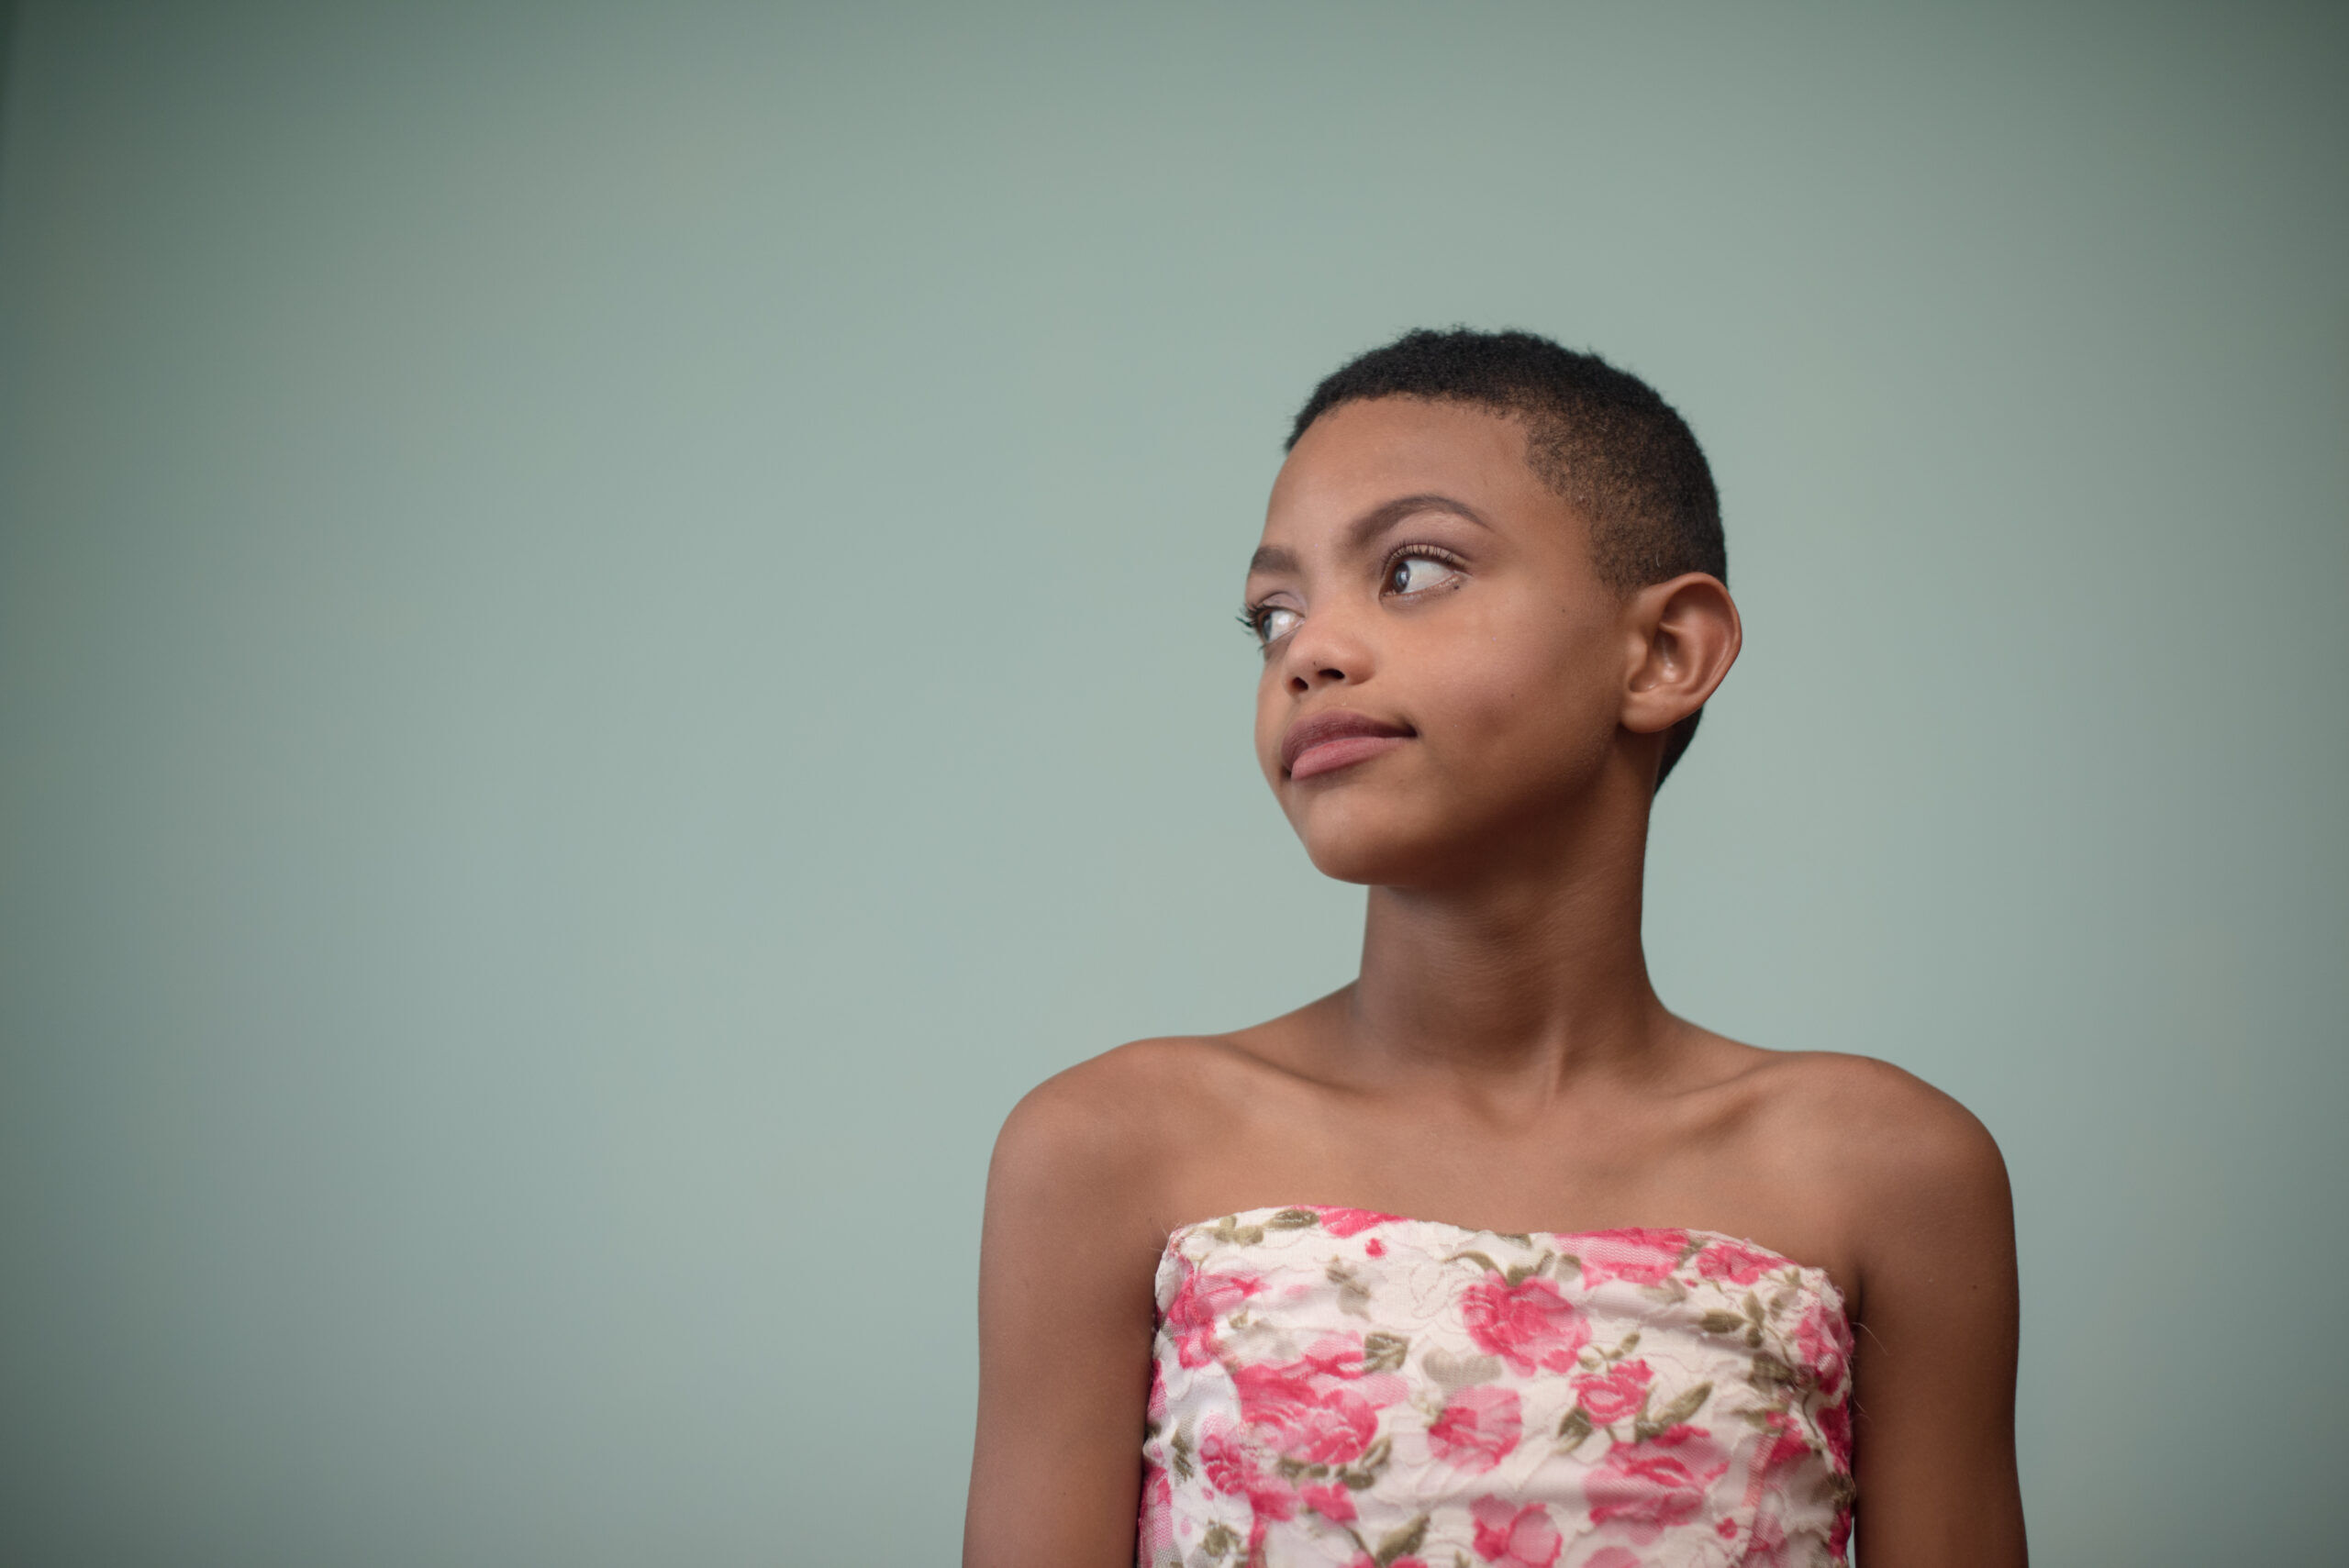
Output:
[1280, 710, 1414, 776]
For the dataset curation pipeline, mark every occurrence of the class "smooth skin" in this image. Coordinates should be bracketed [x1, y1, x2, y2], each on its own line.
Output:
[964, 397, 2025, 1566]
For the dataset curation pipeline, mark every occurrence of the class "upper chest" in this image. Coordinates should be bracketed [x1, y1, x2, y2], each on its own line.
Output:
[1154, 1060, 1865, 1309]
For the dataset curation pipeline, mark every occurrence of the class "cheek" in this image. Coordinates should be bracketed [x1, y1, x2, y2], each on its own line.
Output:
[1419, 611, 1618, 775]
[1252, 666, 1288, 780]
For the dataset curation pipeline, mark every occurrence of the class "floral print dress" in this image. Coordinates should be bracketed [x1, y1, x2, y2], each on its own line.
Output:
[1141, 1207, 1854, 1568]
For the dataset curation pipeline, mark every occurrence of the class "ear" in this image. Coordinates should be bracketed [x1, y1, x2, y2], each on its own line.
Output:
[1620, 573, 1741, 735]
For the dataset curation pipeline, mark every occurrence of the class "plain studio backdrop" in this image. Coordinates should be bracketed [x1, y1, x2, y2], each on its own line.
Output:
[2, 3, 2343, 1562]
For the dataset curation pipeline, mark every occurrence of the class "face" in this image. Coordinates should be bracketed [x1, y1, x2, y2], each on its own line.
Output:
[1244, 396, 1634, 887]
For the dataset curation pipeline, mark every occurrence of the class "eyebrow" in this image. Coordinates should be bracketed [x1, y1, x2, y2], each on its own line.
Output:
[1246, 493, 1493, 578]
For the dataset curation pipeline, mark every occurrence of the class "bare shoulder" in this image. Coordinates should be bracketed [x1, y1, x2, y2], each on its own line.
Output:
[1740, 1046, 1999, 1159]
[993, 1034, 1265, 1164]
[1728, 1061, 2026, 1558]
[971, 1040, 1259, 1565]
[1731, 1049, 2014, 1307]
[985, 1034, 1265, 1240]
[1774, 1051, 2004, 1207]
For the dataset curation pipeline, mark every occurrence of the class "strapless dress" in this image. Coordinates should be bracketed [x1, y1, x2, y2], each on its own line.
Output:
[1140, 1206, 1854, 1568]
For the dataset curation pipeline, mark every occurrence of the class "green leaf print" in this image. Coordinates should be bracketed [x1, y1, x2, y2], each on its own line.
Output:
[1362, 1331, 1408, 1373]
[1327, 1259, 1375, 1317]
[1556, 1406, 1595, 1449]
[1334, 1434, 1394, 1490]
[1267, 1207, 1319, 1229]
[1199, 1522, 1240, 1559]
[1375, 1515, 1430, 1564]
[1698, 1310, 1747, 1336]
[1649, 1380, 1712, 1432]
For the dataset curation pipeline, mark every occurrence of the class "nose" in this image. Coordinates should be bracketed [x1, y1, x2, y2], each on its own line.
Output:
[1276, 604, 1373, 695]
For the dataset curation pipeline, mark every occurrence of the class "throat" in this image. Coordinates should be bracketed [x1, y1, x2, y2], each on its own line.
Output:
[1344, 878, 1663, 1084]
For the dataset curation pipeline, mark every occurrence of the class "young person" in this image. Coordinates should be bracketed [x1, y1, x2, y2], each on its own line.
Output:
[963, 329, 2023, 1566]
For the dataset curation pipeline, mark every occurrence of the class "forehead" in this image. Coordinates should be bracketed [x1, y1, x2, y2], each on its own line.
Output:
[1262, 396, 1569, 543]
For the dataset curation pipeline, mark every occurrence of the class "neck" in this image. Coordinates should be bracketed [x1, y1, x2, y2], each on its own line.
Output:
[1342, 780, 1668, 1091]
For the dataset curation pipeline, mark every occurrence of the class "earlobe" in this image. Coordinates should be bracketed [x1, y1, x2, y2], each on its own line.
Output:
[1621, 573, 1742, 736]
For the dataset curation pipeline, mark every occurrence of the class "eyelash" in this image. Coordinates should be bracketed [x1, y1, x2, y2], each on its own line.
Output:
[1386, 542, 1464, 585]
[1238, 543, 1465, 646]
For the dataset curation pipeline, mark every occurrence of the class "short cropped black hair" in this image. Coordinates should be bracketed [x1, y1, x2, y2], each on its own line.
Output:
[1286, 328, 1725, 787]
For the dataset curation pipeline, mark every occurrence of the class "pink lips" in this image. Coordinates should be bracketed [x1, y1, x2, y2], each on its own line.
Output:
[1280, 709, 1414, 781]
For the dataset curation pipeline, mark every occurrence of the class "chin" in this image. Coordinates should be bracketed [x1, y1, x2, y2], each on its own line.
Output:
[1290, 797, 1475, 887]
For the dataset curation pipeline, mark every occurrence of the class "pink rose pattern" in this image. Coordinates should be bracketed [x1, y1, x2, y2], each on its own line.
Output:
[1462, 1274, 1591, 1375]
[1472, 1496, 1564, 1567]
[1319, 1207, 1405, 1239]
[1142, 1207, 1854, 1566]
[1567, 1360, 1653, 1426]
[1426, 1385, 1523, 1473]
[1574, 1227, 1690, 1288]
[1585, 1424, 1731, 1543]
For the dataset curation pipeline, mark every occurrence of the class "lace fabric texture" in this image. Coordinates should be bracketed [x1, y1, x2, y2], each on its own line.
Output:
[1141, 1206, 1854, 1568]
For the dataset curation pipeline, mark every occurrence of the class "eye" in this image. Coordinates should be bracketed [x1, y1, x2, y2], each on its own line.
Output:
[1240, 604, 1302, 645]
[1385, 551, 1460, 596]
[1255, 606, 1302, 643]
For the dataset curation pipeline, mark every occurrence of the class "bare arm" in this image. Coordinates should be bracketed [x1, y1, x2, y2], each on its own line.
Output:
[1847, 1077, 2026, 1563]
[963, 1064, 1166, 1568]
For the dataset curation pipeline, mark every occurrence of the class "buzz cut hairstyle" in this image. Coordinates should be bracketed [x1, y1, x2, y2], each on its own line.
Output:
[1286, 327, 1727, 788]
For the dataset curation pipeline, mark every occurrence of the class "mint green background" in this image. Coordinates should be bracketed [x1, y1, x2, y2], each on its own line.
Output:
[3, 4, 2343, 1562]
